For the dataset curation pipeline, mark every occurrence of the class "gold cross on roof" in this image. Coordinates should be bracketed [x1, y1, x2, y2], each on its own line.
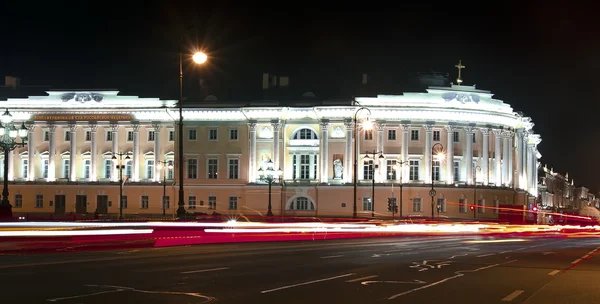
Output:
[455, 60, 466, 85]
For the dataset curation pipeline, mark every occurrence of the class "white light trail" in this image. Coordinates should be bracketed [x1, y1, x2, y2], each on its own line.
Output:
[0, 229, 154, 237]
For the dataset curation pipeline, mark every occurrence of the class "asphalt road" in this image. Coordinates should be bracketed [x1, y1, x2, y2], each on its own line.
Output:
[1, 235, 599, 303]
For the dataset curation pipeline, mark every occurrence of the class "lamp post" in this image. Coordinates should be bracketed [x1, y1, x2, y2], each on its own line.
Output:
[258, 159, 282, 217]
[393, 161, 409, 218]
[430, 143, 445, 219]
[0, 109, 28, 220]
[473, 165, 481, 219]
[176, 51, 208, 219]
[352, 106, 372, 218]
[112, 152, 130, 220]
[364, 151, 385, 218]
[157, 160, 173, 216]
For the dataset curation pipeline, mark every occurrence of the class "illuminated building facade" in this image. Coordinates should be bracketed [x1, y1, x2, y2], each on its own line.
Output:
[1, 82, 542, 219]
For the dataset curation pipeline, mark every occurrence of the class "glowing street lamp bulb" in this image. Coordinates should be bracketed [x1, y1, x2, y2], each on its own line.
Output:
[436, 152, 445, 161]
[192, 52, 208, 64]
[362, 120, 374, 130]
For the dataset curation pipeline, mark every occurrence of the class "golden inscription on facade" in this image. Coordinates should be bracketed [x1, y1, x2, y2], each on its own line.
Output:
[33, 114, 134, 121]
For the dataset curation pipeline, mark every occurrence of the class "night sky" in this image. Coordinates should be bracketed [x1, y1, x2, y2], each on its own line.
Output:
[1, 2, 598, 192]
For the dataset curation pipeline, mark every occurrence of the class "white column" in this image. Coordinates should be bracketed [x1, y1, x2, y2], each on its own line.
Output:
[516, 129, 524, 189]
[502, 131, 510, 186]
[47, 124, 57, 181]
[493, 129, 502, 185]
[153, 123, 162, 182]
[423, 124, 433, 184]
[110, 124, 118, 182]
[132, 123, 140, 181]
[527, 143, 534, 193]
[248, 121, 257, 183]
[8, 151, 14, 181]
[507, 131, 514, 186]
[27, 125, 35, 181]
[69, 124, 77, 182]
[272, 120, 282, 171]
[522, 131, 529, 190]
[376, 122, 385, 182]
[344, 119, 354, 183]
[401, 124, 410, 183]
[465, 126, 474, 184]
[480, 128, 490, 185]
[445, 125, 455, 184]
[319, 119, 329, 183]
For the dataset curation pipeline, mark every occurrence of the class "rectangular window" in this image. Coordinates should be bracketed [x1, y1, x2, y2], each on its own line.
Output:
[163, 196, 170, 210]
[121, 196, 128, 209]
[188, 129, 197, 140]
[412, 198, 422, 212]
[437, 198, 446, 213]
[433, 130, 440, 141]
[14, 194, 22, 208]
[411, 129, 419, 141]
[300, 155, 310, 179]
[478, 199, 485, 213]
[44, 131, 49, 141]
[207, 159, 218, 179]
[104, 159, 112, 179]
[229, 128, 238, 140]
[472, 134, 476, 143]
[168, 130, 174, 141]
[387, 129, 396, 140]
[208, 196, 216, 210]
[148, 131, 155, 141]
[187, 159, 198, 179]
[409, 160, 419, 181]
[125, 160, 132, 179]
[42, 159, 49, 178]
[35, 194, 43, 208]
[229, 196, 238, 210]
[453, 131, 459, 142]
[363, 159, 374, 180]
[85, 131, 91, 141]
[494, 199, 499, 214]
[127, 131, 133, 141]
[106, 131, 112, 141]
[228, 159, 239, 179]
[64, 131, 71, 141]
[146, 160, 155, 179]
[188, 196, 196, 209]
[459, 198, 467, 213]
[141, 196, 149, 209]
[84, 159, 91, 179]
[364, 130, 373, 140]
[386, 160, 397, 180]
[208, 129, 218, 140]
[453, 161, 460, 182]
[22, 159, 28, 179]
[167, 160, 174, 180]
[63, 159, 70, 178]
[363, 197, 373, 211]
[432, 160, 440, 181]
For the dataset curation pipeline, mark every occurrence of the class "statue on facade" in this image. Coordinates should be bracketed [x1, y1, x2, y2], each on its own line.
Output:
[333, 159, 343, 179]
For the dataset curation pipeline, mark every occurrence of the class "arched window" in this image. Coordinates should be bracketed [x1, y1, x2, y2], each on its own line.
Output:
[293, 128, 318, 140]
[290, 196, 315, 211]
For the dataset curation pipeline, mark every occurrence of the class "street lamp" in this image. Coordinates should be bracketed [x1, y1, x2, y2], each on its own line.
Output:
[112, 152, 130, 220]
[352, 106, 372, 218]
[364, 151, 385, 218]
[156, 160, 173, 216]
[258, 159, 282, 217]
[473, 165, 482, 219]
[392, 160, 409, 218]
[177, 50, 208, 219]
[0, 109, 28, 220]
[430, 143, 445, 219]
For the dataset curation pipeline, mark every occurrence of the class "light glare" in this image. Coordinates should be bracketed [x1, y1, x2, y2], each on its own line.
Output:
[192, 52, 208, 64]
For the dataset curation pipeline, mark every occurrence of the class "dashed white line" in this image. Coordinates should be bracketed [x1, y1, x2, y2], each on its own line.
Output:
[501, 290, 524, 301]
[476, 253, 496, 258]
[571, 258, 582, 264]
[261, 273, 355, 293]
[346, 275, 378, 282]
[500, 250, 513, 254]
[320, 255, 343, 259]
[548, 270, 560, 276]
[180, 267, 229, 274]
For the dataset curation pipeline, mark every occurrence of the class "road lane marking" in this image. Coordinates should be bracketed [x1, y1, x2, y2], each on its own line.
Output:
[388, 259, 517, 299]
[180, 267, 229, 274]
[572, 259, 582, 264]
[476, 253, 496, 258]
[346, 275, 378, 282]
[500, 250, 513, 254]
[361, 280, 426, 285]
[548, 270, 560, 276]
[260, 273, 355, 293]
[501, 290, 524, 301]
[543, 252, 555, 255]
[582, 254, 590, 259]
[320, 255, 343, 259]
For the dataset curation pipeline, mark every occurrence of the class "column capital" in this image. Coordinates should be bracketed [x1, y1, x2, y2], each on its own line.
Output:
[444, 125, 457, 132]
[152, 123, 162, 131]
[375, 121, 385, 131]
[464, 126, 475, 134]
[271, 120, 283, 131]
[132, 123, 140, 132]
[68, 124, 77, 132]
[27, 124, 36, 132]
[109, 124, 118, 132]
[343, 118, 354, 129]
[47, 124, 57, 132]
[400, 124, 411, 131]
[502, 130, 514, 138]
[248, 121, 258, 132]
[319, 119, 330, 129]
[89, 123, 98, 132]
[492, 129, 503, 136]
[479, 128, 491, 135]
[423, 124, 434, 132]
